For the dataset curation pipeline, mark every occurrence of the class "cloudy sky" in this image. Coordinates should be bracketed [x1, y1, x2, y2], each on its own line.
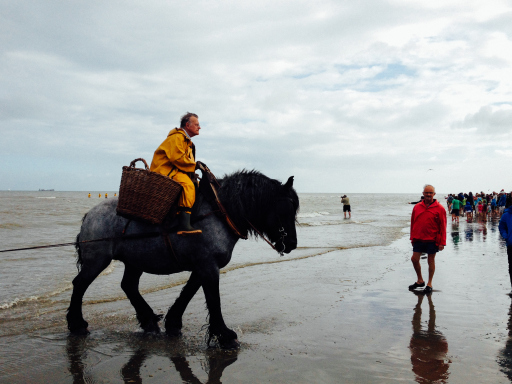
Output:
[1, 0, 512, 193]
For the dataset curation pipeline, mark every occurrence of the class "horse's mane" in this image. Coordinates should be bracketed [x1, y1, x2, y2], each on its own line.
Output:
[217, 169, 299, 238]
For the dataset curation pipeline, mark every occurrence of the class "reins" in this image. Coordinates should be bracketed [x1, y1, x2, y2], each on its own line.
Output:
[246, 220, 286, 256]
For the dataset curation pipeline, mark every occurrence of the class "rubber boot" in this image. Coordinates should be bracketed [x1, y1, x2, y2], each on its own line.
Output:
[177, 211, 202, 235]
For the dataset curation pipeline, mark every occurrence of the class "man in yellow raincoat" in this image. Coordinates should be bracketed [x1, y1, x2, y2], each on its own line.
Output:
[150, 112, 202, 235]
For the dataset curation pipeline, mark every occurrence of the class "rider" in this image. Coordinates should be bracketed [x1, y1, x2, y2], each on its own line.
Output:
[150, 112, 202, 235]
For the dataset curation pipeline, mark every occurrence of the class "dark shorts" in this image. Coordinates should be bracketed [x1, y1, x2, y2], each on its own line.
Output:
[412, 241, 439, 254]
[452, 208, 459, 216]
[343, 205, 351, 212]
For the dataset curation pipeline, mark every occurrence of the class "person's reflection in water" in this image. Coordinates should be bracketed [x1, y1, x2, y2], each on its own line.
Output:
[465, 227, 474, 242]
[409, 292, 450, 383]
[498, 301, 512, 381]
[451, 225, 460, 248]
[477, 221, 488, 242]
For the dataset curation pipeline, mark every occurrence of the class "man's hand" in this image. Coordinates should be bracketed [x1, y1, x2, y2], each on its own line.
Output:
[438, 245, 444, 251]
[195, 161, 205, 171]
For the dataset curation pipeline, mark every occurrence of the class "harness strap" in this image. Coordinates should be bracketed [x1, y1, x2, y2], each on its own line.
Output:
[211, 184, 247, 239]
[197, 162, 247, 240]
[161, 230, 180, 266]
[246, 220, 278, 253]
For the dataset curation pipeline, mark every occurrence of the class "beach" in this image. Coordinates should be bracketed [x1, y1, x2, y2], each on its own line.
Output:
[1, 192, 512, 383]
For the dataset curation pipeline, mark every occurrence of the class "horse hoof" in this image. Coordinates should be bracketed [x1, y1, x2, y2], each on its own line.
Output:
[165, 327, 182, 337]
[142, 324, 161, 334]
[220, 339, 240, 350]
[69, 327, 90, 336]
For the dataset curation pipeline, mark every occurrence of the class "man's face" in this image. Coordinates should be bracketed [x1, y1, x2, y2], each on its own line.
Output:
[185, 116, 200, 138]
[423, 186, 435, 204]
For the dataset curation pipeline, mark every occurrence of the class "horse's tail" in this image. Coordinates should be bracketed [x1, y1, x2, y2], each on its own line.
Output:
[74, 213, 87, 272]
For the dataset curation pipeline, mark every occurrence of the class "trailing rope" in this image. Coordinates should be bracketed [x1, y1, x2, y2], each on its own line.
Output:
[0, 232, 162, 253]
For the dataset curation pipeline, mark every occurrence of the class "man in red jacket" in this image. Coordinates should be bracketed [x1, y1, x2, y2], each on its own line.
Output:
[409, 184, 447, 294]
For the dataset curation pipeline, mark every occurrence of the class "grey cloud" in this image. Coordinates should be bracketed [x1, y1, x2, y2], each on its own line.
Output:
[453, 106, 512, 134]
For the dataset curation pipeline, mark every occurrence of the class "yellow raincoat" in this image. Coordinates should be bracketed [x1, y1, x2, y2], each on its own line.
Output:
[150, 128, 196, 210]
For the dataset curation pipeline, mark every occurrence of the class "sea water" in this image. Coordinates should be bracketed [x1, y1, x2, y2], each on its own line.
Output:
[0, 191, 417, 337]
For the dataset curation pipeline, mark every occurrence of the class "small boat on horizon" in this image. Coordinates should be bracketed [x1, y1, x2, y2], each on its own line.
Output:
[38, 189, 55, 191]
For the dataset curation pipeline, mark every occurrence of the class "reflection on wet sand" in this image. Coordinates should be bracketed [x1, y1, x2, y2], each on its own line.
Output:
[450, 218, 504, 247]
[451, 224, 460, 248]
[409, 292, 450, 383]
[66, 335, 238, 384]
[498, 301, 512, 382]
[67, 335, 94, 384]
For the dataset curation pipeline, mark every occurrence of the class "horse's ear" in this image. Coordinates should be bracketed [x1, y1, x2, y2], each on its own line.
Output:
[284, 176, 294, 188]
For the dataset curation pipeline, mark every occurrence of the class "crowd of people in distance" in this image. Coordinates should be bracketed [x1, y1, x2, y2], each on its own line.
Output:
[445, 190, 512, 223]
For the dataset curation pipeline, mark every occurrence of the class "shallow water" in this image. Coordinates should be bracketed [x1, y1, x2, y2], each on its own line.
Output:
[0, 192, 414, 324]
[4, 193, 512, 382]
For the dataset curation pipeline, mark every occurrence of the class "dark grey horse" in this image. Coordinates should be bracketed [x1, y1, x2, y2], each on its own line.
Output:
[67, 170, 299, 348]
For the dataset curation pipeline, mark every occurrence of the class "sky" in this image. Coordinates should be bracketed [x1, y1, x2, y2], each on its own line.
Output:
[1, 0, 512, 193]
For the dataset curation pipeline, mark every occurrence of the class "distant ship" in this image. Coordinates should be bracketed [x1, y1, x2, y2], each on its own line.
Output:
[38, 189, 55, 191]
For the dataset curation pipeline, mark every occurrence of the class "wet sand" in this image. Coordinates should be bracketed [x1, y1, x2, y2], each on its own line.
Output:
[2, 217, 512, 383]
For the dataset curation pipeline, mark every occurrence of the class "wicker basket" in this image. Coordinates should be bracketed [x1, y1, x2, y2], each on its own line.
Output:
[116, 158, 183, 224]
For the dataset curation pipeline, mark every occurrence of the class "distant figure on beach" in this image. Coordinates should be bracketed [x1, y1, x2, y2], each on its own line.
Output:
[150, 112, 202, 235]
[499, 193, 507, 216]
[451, 196, 461, 223]
[105, 193, 108, 198]
[499, 207, 512, 293]
[341, 195, 351, 219]
[88, 193, 90, 198]
[409, 184, 447, 294]
[446, 194, 453, 213]
[464, 201, 473, 221]
[408, 196, 424, 205]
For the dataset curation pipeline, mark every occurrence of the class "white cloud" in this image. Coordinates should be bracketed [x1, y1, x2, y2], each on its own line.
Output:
[1, 0, 512, 192]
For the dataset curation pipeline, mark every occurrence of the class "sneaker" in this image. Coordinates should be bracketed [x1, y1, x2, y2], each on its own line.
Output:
[408, 282, 425, 290]
[423, 286, 433, 294]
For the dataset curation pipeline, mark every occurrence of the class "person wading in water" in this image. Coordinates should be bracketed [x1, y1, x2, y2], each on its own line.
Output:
[150, 112, 202, 235]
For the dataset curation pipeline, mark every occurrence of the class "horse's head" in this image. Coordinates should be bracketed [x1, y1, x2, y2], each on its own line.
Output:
[264, 176, 299, 254]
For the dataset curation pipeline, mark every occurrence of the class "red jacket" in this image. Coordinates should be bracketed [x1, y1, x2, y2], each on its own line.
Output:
[410, 199, 447, 246]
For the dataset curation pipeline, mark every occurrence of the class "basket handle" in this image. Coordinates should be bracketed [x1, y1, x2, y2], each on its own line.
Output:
[129, 158, 150, 170]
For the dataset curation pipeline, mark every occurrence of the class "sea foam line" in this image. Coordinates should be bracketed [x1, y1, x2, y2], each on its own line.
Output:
[297, 211, 330, 218]
[0, 296, 39, 310]
[0, 283, 73, 310]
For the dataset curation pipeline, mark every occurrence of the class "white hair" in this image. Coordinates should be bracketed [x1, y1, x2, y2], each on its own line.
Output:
[423, 184, 435, 192]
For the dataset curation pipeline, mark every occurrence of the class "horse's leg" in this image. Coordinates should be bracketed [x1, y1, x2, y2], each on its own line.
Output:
[67, 257, 111, 334]
[199, 267, 239, 349]
[121, 264, 162, 333]
[164, 271, 201, 336]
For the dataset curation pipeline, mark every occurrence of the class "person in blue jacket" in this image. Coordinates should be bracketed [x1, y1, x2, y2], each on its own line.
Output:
[499, 193, 507, 216]
[499, 207, 512, 292]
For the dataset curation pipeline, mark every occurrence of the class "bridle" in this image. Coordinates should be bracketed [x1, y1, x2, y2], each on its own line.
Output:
[246, 219, 288, 256]
[196, 162, 290, 256]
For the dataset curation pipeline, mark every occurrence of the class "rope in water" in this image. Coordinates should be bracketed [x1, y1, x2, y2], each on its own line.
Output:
[0, 232, 161, 253]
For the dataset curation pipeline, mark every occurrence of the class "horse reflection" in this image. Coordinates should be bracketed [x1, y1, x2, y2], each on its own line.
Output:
[121, 347, 237, 384]
[66, 334, 238, 384]
[498, 301, 512, 381]
[66, 335, 96, 384]
[409, 292, 450, 383]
